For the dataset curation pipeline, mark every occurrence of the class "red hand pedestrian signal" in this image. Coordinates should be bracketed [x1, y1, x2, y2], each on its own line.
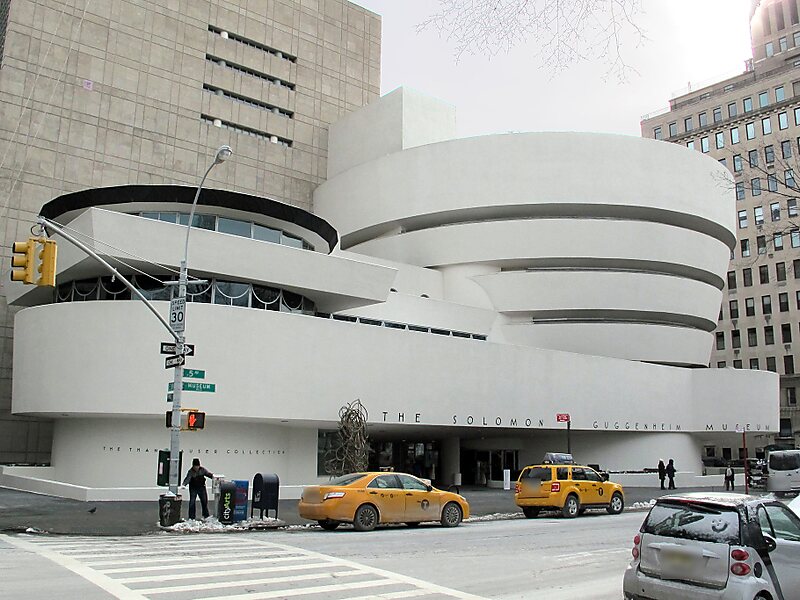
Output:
[186, 410, 205, 430]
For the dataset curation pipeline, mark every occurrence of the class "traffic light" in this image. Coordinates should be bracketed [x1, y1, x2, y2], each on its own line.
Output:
[11, 239, 35, 284]
[187, 410, 205, 430]
[165, 410, 174, 428]
[37, 239, 57, 286]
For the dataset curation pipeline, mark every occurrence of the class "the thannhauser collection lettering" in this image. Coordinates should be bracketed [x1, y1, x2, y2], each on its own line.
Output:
[102, 446, 287, 455]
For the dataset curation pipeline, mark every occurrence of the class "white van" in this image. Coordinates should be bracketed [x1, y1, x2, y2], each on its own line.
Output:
[767, 450, 800, 494]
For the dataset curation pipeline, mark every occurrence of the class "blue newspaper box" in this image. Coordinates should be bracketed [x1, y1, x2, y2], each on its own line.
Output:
[233, 479, 249, 522]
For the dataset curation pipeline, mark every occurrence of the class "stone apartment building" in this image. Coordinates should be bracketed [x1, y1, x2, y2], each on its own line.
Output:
[642, 0, 800, 455]
[0, 0, 380, 463]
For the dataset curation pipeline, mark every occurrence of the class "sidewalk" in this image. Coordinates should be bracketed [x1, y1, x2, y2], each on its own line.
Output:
[0, 484, 744, 536]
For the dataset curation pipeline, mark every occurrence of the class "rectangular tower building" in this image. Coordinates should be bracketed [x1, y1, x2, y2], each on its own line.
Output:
[0, 0, 380, 463]
[642, 0, 800, 452]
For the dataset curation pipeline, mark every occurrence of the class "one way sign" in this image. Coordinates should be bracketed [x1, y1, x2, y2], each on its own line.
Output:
[165, 355, 185, 369]
[160, 342, 195, 356]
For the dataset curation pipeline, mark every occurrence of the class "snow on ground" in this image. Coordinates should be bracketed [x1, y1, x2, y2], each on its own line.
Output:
[465, 512, 524, 522]
[163, 516, 283, 533]
[630, 500, 656, 510]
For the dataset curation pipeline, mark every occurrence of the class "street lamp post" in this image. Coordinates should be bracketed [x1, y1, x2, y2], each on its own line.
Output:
[167, 145, 233, 497]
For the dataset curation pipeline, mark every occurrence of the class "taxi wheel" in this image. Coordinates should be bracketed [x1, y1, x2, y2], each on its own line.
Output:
[318, 520, 340, 531]
[353, 504, 379, 532]
[607, 492, 624, 515]
[522, 507, 540, 518]
[562, 494, 580, 518]
[441, 502, 463, 527]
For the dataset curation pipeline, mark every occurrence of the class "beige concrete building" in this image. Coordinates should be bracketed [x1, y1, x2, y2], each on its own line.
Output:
[0, 0, 380, 463]
[642, 0, 800, 456]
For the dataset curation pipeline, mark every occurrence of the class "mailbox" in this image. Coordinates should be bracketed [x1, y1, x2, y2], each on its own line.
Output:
[217, 480, 237, 524]
[251, 472, 280, 519]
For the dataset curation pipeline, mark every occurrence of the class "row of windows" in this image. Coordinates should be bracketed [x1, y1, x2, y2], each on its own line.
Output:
[208, 24, 297, 62]
[737, 201, 798, 228]
[761, 0, 800, 38]
[137, 211, 313, 250]
[654, 86, 789, 139]
[716, 322, 797, 348]
[729, 138, 800, 175]
[726, 264, 800, 289]
[54, 276, 488, 341]
[713, 350, 796, 375]
[206, 54, 296, 91]
[735, 171, 796, 199]
[730, 230, 799, 260]
[201, 114, 292, 146]
[203, 84, 293, 118]
[765, 30, 800, 58]
[685, 110, 800, 153]
[722, 291, 797, 319]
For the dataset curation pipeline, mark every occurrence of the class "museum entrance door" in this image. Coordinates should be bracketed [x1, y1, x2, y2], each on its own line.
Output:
[369, 440, 441, 483]
[461, 449, 519, 486]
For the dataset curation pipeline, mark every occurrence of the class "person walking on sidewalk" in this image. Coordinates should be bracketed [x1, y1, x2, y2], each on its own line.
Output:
[657, 460, 666, 490]
[725, 465, 735, 491]
[182, 457, 214, 520]
[666, 459, 676, 490]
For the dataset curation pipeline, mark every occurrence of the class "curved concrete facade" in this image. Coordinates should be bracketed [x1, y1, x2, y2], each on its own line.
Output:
[315, 130, 734, 365]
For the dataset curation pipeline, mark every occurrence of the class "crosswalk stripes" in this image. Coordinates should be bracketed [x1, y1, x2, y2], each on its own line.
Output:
[1, 534, 487, 600]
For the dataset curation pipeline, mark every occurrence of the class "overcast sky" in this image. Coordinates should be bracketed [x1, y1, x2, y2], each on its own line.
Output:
[350, 1, 755, 138]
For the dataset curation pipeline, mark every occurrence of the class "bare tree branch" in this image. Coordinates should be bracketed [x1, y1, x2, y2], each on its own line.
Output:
[418, 0, 646, 81]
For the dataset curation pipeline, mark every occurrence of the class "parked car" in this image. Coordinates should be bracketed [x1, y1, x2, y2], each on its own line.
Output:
[298, 472, 469, 531]
[623, 492, 800, 600]
[514, 462, 624, 518]
[766, 450, 800, 495]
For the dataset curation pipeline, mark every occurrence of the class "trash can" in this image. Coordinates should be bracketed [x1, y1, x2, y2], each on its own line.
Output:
[217, 480, 237, 524]
[159, 493, 182, 527]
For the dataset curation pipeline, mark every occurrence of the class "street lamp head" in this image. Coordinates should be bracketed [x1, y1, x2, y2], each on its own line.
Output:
[214, 145, 233, 165]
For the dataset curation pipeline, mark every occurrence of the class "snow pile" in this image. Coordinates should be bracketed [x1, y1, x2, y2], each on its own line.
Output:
[24, 527, 47, 534]
[162, 516, 283, 533]
[630, 500, 656, 510]
[465, 512, 525, 522]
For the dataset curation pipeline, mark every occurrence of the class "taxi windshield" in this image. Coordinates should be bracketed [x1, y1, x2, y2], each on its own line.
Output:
[328, 474, 368, 486]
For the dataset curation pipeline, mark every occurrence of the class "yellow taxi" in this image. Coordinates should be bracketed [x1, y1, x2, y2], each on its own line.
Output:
[298, 472, 470, 531]
[514, 461, 625, 518]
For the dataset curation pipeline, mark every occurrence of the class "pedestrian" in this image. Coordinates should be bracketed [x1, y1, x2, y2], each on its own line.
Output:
[666, 458, 676, 490]
[182, 457, 214, 520]
[725, 465, 735, 491]
[657, 460, 666, 490]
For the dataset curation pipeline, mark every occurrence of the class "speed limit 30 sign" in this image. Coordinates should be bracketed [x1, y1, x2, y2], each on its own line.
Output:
[170, 297, 186, 333]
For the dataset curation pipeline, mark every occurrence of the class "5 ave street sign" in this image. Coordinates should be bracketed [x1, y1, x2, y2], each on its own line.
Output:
[183, 369, 205, 379]
[160, 342, 195, 356]
[168, 381, 216, 393]
[165, 355, 185, 369]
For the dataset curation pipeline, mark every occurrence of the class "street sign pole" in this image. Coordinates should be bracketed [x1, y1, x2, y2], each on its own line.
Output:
[567, 420, 571, 455]
[168, 261, 187, 496]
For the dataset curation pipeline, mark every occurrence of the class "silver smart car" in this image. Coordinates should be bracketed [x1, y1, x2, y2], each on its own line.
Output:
[623, 493, 800, 600]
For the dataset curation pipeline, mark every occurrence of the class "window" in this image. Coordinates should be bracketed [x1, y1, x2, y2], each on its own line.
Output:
[780, 112, 790, 130]
[763, 295, 773, 314]
[790, 199, 798, 216]
[766, 145, 775, 163]
[684, 116, 693, 132]
[367, 474, 401, 489]
[786, 169, 797, 188]
[748, 328, 758, 347]
[766, 325, 775, 344]
[777, 85, 786, 102]
[777, 261, 787, 281]
[767, 356, 777, 372]
[750, 358, 760, 369]
[713, 107, 722, 123]
[715, 131, 724, 149]
[755, 205, 764, 224]
[741, 239, 751, 257]
[749, 149, 760, 167]
[716, 332, 726, 350]
[731, 127, 740, 144]
[789, 388, 797, 406]
[653, 126, 662, 140]
[760, 265, 770, 284]
[760, 91, 770, 107]
[795, 259, 800, 278]
[687, 140, 695, 150]
[780, 292, 790, 312]
[732, 330, 742, 348]
[719, 158, 727, 168]
[729, 299, 739, 318]
[783, 140, 793, 158]
[793, 229, 800, 247]
[769, 174, 779, 192]
[734, 154, 743, 172]
[783, 323, 793, 343]
[781, 36, 789, 53]
[728, 271, 738, 289]
[739, 209, 748, 228]
[743, 268, 753, 286]
[699, 112, 708, 127]
[771, 201, 781, 220]
[763, 117, 773, 135]
[744, 97, 754, 113]
[736, 182, 746, 200]
[776, 232, 784, 250]
[728, 103, 738, 118]
[734, 359, 743, 369]
[668, 122, 677, 137]
[701, 136, 709, 153]
[796, 107, 800, 126]
[786, 355, 795, 374]
[767, 41, 775, 57]
[397, 474, 429, 491]
[747, 122, 756, 139]
[753, 179, 762, 197]
[746, 297, 756, 316]
[717, 361, 727, 368]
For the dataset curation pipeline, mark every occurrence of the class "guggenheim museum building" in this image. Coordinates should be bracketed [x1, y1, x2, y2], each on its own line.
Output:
[3, 88, 779, 500]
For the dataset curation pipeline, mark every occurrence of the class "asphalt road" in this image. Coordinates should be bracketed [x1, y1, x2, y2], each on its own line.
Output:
[0, 510, 645, 599]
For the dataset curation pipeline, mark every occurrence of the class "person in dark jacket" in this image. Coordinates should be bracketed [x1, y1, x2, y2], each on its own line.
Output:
[657, 460, 666, 490]
[182, 457, 214, 520]
[666, 459, 676, 490]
